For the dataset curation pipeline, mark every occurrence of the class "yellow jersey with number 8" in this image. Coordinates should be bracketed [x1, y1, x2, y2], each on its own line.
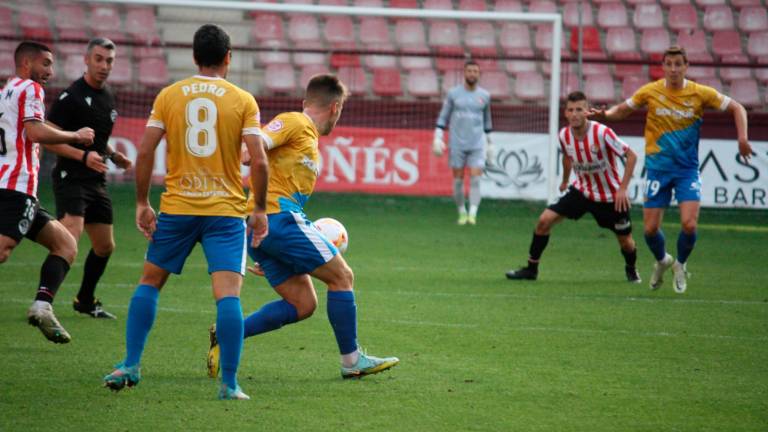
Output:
[147, 75, 261, 217]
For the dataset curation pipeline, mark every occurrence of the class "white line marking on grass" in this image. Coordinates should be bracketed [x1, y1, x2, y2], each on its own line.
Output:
[385, 290, 768, 306]
[697, 223, 768, 233]
[509, 326, 768, 342]
[368, 319, 478, 328]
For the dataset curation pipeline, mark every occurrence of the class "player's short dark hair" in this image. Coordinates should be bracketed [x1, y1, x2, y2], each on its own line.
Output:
[193, 24, 231, 68]
[14, 41, 52, 66]
[305, 74, 348, 105]
[566, 91, 588, 103]
[87, 37, 116, 54]
[663, 45, 688, 64]
[464, 60, 479, 69]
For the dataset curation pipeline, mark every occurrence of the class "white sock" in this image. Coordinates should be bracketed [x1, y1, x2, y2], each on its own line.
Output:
[341, 350, 359, 367]
[458, 205, 467, 215]
[468, 205, 478, 218]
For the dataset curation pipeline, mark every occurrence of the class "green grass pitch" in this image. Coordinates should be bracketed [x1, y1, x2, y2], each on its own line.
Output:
[1, 184, 766, 431]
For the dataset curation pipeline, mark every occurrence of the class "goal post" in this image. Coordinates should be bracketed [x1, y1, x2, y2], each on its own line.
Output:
[72, 0, 563, 201]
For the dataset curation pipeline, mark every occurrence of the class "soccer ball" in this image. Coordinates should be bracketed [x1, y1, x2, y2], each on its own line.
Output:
[314, 217, 349, 253]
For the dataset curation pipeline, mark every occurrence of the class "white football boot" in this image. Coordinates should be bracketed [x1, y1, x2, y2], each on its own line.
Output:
[27, 301, 71, 344]
[649, 253, 674, 291]
[671, 260, 688, 294]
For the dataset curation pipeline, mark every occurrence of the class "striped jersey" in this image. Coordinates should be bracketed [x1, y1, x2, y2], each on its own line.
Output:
[559, 121, 630, 203]
[0, 77, 46, 198]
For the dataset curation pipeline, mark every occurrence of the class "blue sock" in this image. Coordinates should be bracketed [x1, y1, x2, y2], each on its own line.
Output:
[217, 296, 244, 390]
[124, 284, 159, 367]
[326, 290, 357, 355]
[644, 230, 667, 261]
[244, 299, 299, 338]
[676, 231, 697, 264]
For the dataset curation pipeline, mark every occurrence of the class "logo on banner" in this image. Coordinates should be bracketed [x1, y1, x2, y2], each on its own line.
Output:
[484, 149, 545, 189]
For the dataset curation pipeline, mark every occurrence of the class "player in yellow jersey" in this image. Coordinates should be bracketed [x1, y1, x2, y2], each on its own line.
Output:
[591, 46, 752, 293]
[207, 74, 399, 380]
[104, 24, 269, 400]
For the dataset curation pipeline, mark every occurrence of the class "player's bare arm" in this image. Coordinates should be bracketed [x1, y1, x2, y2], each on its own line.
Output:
[615, 148, 638, 213]
[725, 99, 752, 162]
[244, 133, 269, 248]
[559, 156, 572, 192]
[588, 102, 635, 122]
[134, 126, 165, 240]
[24, 120, 94, 146]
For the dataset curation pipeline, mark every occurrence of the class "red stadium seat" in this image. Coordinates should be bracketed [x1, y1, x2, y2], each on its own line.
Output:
[747, 32, 768, 58]
[622, 75, 646, 99]
[728, 79, 761, 108]
[482, 70, 511, 100]
[703, 6, 735, 31]
[435, 46, 465, 71]
[90, 5, 122, 32]
[359, 17, 391, 46]
[494, 0, 523, 12]
[686, 52, 716, 79]
[514, 72, 546, 101]
[559, 73, 580, 99]
[109, 59, 133, 86]
[712, 31, 744, 57]
[739, 7, 768, 33]
[63, 54, 85, 82]
[20, 2, 51, 40]
[676, 30, 708, 55]
[606, 28, 637, 55]
[505, 52, 538, 75]
[288, 15, 321, 43]
[500, 23, 532, 52]
[424, 0, 453, 9]
[535, 25, 569, 55]
[695, 77, 723, 92]
[352, 0, 383, 6]
[465, 22, 496, 54]
[252, 13, 285, 44]
[659, 0, 691, 7]
[563, 2, 594, 27]
[407, 69, 440, 98]
[293, 42, 327, 66]
[528, 1, 557, 14]
[330, 50, 360, 68]
[633, 4, 664, 29]
[56, 41, 85, 56]
[597, 3, 628, 29]
[0, 6, 14, 37]
[57, 29, 90, 46]
[372, 69, 403, 97]
[441, 69, 463, 93]
[640, 29, 671, 56]
[754, 57, 768, 83]
[55, 3, 86, 30]
[569, 27, 602, 53]
[300, 65, 330, 87]
[720, 54, 752, 81]
[264, 64, 297, 93]
[324, 16, 355, 47]
[389, 0, 419, 8]
[395, 19, 427, 47]
[0, 51, 15, 78]
[337, 67, 368, 95]
[626, 0, 657, 5]
[730, 0, 762, 7]
[134, 46, 166, 59]
[429, 21, 461, 49]
[668, 5, 698, 31]
[582, 55, 612, 76]
[614, 52, 646, 78]
[138, 58, 168, 87]
[400, 46, 433, 70]
[125, 6, 157, 38]
[585, 75, 616, 103]
[364, 47, 398, 69]
[318, 0, 347, 4]
[284, 0, 314, 4]
[459, 0, 487, 12]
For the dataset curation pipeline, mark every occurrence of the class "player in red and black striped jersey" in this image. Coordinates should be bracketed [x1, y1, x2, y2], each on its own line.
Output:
[0, 41, 95, 344]
[506, 91, 641, 283]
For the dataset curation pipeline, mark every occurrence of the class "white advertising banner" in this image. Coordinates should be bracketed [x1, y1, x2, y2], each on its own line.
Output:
[483, 132, 768, 209]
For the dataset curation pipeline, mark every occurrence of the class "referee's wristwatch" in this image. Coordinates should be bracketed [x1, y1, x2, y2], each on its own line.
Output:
[103, 152, 117, 163]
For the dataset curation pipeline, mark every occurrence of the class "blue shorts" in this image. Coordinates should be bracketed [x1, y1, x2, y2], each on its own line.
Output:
[643, 169, 702, 208]
[248, 211, 338, 287]
[146, 214, 247, 275]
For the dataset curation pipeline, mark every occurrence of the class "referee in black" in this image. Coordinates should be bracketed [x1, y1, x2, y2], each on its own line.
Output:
[44, 38, 132, 319]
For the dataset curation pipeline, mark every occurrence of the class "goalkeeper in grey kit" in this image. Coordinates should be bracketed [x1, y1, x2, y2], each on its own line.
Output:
[433, 60, 494, 225]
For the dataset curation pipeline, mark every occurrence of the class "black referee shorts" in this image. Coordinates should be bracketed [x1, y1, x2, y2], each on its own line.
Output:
[52, 177, 113, 225]
[0, 189, 55, 242]
[548, 186, 632, 236]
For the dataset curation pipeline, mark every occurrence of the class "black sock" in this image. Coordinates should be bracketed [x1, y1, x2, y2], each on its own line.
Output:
[528, 233, 550, 269]
[621, 248, 637, 268]
[35, 255, 71, 303]
[77, 249, 110, 304]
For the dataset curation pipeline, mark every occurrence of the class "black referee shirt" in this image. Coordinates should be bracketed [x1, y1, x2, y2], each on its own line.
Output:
[48, 77, 117, 181]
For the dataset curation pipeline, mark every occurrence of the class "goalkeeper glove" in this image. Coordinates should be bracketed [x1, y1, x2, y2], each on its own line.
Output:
[433, 128, 446, 156]
[485, 135, 495, 164]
